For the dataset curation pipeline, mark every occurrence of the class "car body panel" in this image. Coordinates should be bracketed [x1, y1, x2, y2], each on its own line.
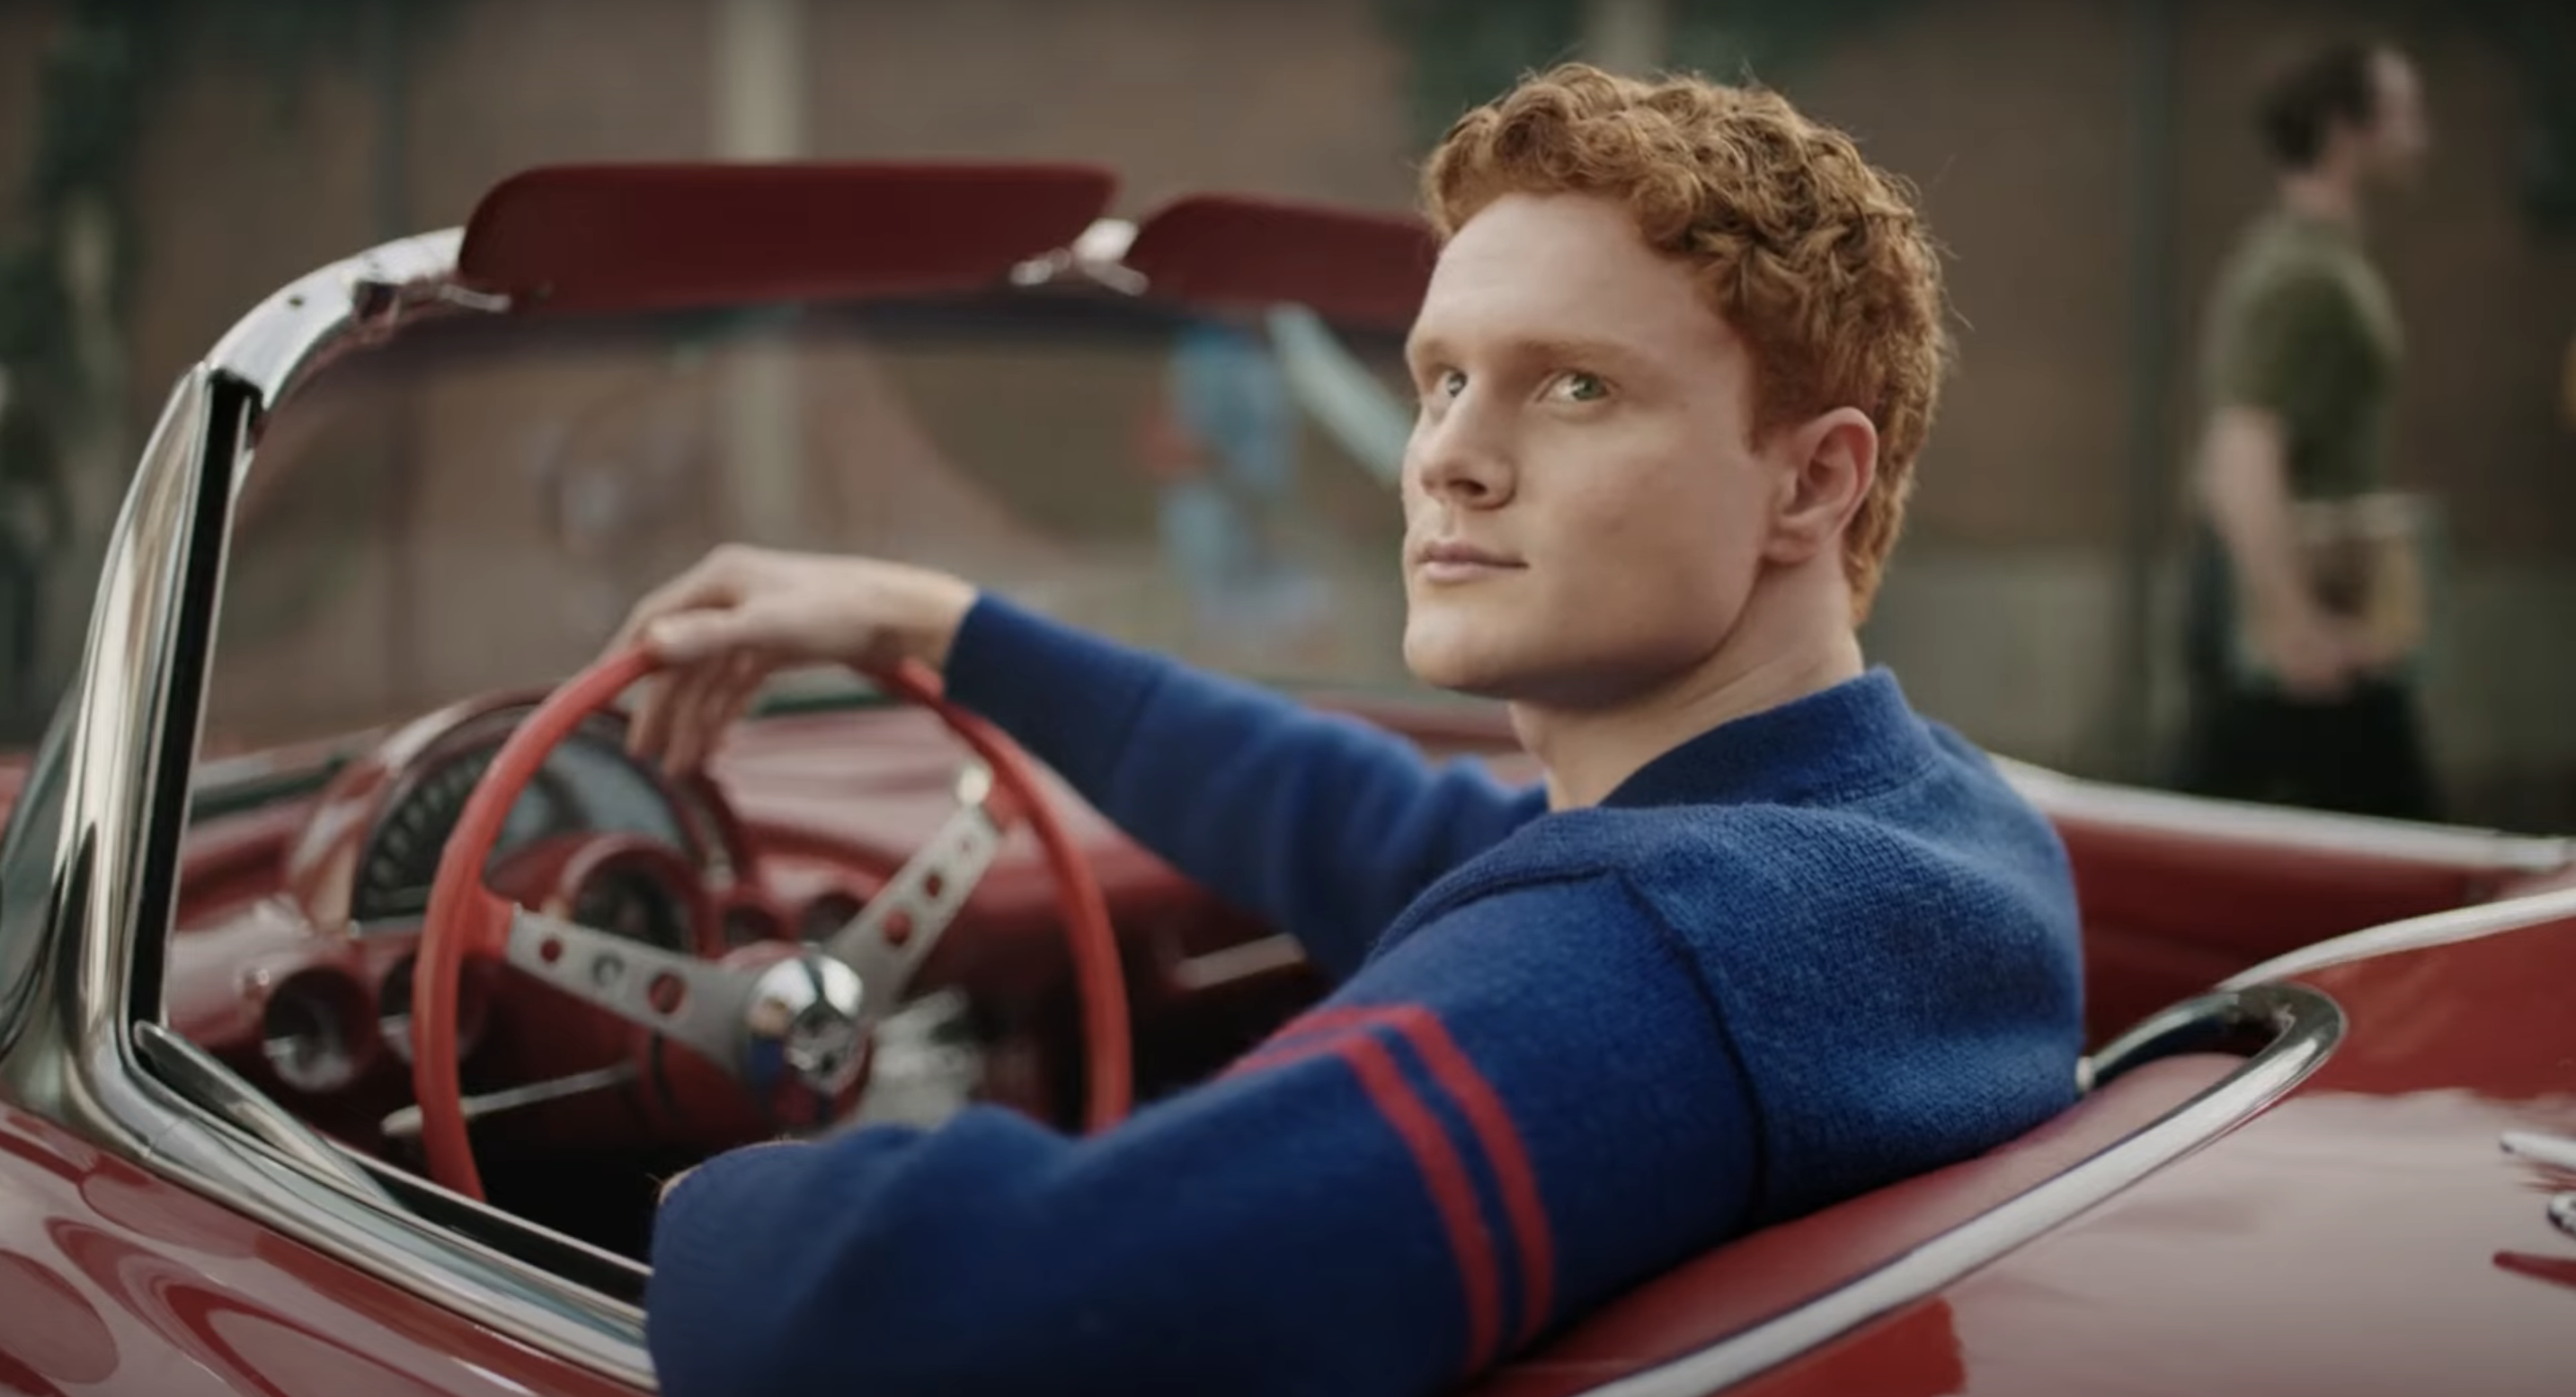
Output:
[0, 1100, 628, 1397]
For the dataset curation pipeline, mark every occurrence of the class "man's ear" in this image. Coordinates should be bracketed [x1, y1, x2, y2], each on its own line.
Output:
[1765, 407, 1879, 566]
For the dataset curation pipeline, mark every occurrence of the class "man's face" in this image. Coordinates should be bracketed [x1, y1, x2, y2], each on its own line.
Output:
[1399, 192, 1783, 708]
[2360, 49, 2429, 186]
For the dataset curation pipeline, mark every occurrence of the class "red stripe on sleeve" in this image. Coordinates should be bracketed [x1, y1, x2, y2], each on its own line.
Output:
[1235, 1005, 1558, 1346]
[1376, 1007, 1557, 1343]
[1220, 1030, 1506, 1374]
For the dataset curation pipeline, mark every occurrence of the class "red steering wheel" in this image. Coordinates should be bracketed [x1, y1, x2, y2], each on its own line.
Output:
[411, 646, 1132, 1201]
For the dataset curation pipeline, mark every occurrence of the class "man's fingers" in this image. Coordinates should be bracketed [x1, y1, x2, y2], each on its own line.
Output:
[608, 549, 746, 659]
[637, 660, 726, 769]
[647, 610, 742, 666]
[638, 670, 721, 768]
[626, 674, 671, 760]
[669, 650, 768, 776]
[695, 656, 772, 775]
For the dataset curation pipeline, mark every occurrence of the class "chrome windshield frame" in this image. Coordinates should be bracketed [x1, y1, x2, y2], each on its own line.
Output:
[8, 229, 664, 1387]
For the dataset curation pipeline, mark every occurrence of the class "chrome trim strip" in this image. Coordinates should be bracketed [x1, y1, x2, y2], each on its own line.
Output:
[2500, 1130, 2576, 1174]
[132, 1019, 394, 1198]
[2220, 883, 2576, 990]
[1573, 983, 2341, 1397]
[61, 369, 217, 1054]
[380, 1062, 638, 1141]
[1997, 756, 2574, 874]
[1168, 932, 1307, 992]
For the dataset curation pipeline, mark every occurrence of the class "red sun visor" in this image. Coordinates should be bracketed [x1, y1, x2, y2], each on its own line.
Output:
[455, 162, 1118, 315]
[1124, 194, 1438, 333]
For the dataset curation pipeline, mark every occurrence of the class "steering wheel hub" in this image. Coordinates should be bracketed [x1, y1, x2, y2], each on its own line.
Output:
[744, 953, 867, 1092]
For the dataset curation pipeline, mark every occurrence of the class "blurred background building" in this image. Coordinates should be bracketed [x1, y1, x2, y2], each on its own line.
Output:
[2, 0, 2572, 826]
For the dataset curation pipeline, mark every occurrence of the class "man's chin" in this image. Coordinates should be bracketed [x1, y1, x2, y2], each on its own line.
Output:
[1401, 634, 1521, 700]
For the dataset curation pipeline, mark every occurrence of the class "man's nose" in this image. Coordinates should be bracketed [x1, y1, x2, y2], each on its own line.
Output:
[1407, 401, 1514, 506]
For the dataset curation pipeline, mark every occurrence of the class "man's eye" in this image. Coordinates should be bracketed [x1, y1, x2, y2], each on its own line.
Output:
[1435, 369, 1468, 399]
[1548, 371, 1609, 405]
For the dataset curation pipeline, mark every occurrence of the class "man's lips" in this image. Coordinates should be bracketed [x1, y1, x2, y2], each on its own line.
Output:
[1411, 540, 1525, 579]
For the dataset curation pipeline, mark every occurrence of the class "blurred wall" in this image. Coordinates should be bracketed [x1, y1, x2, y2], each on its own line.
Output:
[2, 0, 2571, 825]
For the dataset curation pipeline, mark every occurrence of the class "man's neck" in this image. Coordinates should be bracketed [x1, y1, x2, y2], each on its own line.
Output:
[2280, 165, 2364, 233]
[1511, 579, 1866, 811]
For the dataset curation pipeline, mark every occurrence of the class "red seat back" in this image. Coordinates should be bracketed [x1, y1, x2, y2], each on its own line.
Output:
[1466, 1053, 2240, 1396]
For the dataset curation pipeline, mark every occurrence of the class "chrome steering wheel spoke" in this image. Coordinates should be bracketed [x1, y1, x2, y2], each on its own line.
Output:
[822, 761, 1004, 1011]
[504, 906, 866, 1095]
[506, 906, 755, 1068]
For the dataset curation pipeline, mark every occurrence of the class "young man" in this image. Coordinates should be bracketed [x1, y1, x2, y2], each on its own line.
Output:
[628, 65, 2082, 1397]
[2176, 39, 2438, 819]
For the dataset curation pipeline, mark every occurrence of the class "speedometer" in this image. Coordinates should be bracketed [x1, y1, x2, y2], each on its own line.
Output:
[350, 719, 695, 926]
[355, 749, 498, 921]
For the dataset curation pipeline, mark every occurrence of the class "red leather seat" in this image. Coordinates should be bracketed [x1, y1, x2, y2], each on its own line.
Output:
[1465, 1053, 2241, 1396]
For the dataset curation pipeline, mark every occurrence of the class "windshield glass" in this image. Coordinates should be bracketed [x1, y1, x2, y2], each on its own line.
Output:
[205, 290, 1430, 755]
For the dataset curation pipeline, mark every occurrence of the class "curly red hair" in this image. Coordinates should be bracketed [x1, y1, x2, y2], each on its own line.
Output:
[1422, 63, 1950, 618]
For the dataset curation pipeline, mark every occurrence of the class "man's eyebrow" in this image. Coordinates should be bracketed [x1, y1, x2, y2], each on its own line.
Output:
[1513, 334, 1654, 373]
[1404, 330, 1656, 376]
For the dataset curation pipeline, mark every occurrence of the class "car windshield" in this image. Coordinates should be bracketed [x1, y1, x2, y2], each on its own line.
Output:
[204, 289, 1434, 758]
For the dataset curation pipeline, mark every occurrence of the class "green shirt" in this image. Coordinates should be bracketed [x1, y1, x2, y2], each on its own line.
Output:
[2199, 209, 2403, 500]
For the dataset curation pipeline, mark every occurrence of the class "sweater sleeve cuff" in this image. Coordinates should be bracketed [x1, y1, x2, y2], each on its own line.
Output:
[644, 1140, 828, 1393]
[939, 592, 1168, 789]
[650, 1139, 815, 1273]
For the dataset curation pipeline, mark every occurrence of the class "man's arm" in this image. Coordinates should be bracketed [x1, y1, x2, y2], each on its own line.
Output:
[2196, 272, 2363, 698]
[644, 876, 1755, 1397]
[614, 549, 1540, 978]
[945, 594, 1543, 976]
[2195, 405, 2357, 696]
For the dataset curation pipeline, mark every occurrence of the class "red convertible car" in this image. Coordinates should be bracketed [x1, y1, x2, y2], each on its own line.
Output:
[0, 164, 2572, 1397]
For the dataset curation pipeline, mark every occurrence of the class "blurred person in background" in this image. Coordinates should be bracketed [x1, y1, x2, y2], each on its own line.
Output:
[2176, 38, 2438, 820]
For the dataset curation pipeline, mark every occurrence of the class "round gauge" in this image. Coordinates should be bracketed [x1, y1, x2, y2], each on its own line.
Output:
[259, 969, 378, 1094]
[722, 903, 782, 949]
[378, 954, 489, 1064]
[355, 748, 501, 922]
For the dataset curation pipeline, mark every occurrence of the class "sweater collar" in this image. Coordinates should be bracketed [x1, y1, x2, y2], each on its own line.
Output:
[1598, 667, 1935, 811]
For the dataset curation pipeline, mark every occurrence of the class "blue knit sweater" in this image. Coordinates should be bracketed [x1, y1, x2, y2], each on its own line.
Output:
[645, 596, 2083, 1397]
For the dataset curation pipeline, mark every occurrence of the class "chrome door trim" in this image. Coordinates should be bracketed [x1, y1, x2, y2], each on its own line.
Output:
[2220, 882, 2576, 990]
[1566, 983, 2342, 1397]
[1999, 756, 2573, 874]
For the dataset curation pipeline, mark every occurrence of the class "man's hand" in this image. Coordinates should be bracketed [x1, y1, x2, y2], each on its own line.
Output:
[2196, 406, 2376, 702]
[610, 545, 979, 774]
[2251, 601, 2367, 700]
